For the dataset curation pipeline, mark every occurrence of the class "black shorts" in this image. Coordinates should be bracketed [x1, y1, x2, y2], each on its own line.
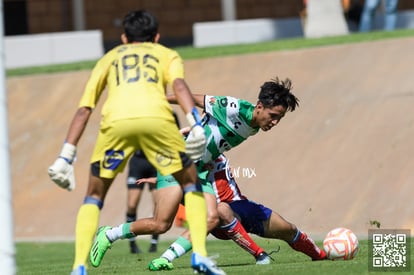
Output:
[127, 151, 157, 190]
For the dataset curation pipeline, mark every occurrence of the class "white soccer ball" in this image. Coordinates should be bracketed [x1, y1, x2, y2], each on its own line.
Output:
[323, 227, 359, 260]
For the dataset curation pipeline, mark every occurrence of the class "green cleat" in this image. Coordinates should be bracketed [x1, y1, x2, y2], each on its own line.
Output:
[90, 226, 112, 267]
[148, 257, 174, 271]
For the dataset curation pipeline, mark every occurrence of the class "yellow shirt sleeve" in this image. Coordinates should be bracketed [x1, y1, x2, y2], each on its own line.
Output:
[78, 49, 114, 109]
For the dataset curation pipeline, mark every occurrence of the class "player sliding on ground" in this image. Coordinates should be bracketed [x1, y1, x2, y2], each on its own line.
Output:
[149, 154, 327, 271]
[89, 77, 299, 274]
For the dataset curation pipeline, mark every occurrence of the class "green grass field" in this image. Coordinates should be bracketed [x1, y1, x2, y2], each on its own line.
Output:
[16, 238, 413, 274]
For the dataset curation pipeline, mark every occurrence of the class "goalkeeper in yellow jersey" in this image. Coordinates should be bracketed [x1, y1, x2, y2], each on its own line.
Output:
[48, 10, 225, 275]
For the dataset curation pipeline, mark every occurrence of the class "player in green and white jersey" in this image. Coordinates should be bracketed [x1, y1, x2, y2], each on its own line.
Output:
[171, 77, 299, 167]
[91, 77, 299, 272]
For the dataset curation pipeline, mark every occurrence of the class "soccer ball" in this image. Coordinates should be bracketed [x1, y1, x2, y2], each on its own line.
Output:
[323, 227, 359, 260]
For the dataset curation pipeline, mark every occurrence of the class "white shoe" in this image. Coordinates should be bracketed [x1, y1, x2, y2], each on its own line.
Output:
[191, 253, 226, 275]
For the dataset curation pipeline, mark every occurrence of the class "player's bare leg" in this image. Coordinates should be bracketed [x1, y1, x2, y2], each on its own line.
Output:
[128, 185, 182, 234]
[90, 185, 182, 268]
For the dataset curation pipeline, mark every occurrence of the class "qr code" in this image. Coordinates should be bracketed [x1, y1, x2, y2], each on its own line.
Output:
[369, 229, 411, 272]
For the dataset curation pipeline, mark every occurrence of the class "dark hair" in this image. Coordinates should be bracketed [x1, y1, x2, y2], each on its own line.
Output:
[122, 10, 158, 42]
[258, 77, 299, 112]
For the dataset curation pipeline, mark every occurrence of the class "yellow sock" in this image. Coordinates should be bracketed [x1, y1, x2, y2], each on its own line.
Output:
[72, 204, 100, 269]
[184, 191, 207, 256]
